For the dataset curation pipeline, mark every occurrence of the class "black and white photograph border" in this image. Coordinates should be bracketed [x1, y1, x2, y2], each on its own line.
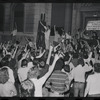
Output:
[0, 0, 100, 100]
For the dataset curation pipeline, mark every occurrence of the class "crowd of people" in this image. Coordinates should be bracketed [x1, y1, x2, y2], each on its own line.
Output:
[0, 17, 100, 97]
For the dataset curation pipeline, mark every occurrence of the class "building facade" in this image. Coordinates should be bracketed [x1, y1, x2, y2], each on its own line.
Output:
[0, 3, 100, 43]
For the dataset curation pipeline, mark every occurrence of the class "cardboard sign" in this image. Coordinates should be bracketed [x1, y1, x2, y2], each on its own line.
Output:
[86, 20, 100, 30]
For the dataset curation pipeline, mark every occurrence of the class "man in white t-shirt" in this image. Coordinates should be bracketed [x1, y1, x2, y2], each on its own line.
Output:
[70, 58, 93, 97]
[84, 63, 100, 97]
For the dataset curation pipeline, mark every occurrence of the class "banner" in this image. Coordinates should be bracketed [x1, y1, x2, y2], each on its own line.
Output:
[86, 20, 100, 30]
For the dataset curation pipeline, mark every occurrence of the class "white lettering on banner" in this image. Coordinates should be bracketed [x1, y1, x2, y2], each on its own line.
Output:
[86, 20, 100, 30]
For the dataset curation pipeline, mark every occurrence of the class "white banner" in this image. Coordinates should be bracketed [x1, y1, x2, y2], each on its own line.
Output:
[86, 20, 100, 30]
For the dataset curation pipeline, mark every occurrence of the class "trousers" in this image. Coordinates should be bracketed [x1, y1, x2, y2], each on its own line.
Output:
[73, 82, 85, 97]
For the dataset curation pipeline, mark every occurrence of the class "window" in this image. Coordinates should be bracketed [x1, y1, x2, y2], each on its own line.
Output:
[14, 3, 24, 32]
[0, 4, 4, 31]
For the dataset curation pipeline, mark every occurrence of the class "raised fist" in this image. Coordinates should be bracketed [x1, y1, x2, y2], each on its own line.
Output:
[55, 54, 59, 60]
[50, 45, 53, 52]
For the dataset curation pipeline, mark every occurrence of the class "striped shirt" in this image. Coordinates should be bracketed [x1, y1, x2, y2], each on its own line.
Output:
[45, 70, 69, 93]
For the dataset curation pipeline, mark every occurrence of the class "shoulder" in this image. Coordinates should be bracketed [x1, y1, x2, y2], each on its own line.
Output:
[54, 71, 67, 77]
[18, 67, 23, 73]
[87, 74, 94, 81]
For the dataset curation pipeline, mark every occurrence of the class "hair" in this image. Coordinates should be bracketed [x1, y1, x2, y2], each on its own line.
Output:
[0, 67, 9, 84]
[64, 65, 70, 72]
[39, 60, 46, 68]
[27, 66, 39, 79]
[4, 54, 11, 61]
[33, 58, 39, 66]
[64, 52, 70, 61]
[94, 63, 100, 73]
[83, 52, 88, 59]
[78, 58, 85, 66]
[21, 79, 35, 97]
[21, 59, 28, 67]
[54, 58, 64, 71]
[0, 57, 10, 67]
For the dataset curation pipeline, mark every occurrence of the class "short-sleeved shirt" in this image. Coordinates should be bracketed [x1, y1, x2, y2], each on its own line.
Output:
[70, 64, 93, 83]
[86, 73, 100, 95]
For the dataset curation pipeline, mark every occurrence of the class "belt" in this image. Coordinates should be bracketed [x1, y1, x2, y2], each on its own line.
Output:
[74, 81, 85, 84]
[51, 90, 64, 95]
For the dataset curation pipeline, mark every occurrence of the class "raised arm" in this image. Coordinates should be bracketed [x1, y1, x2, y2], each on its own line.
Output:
[39, 46, 59, 84]
[40, 21, 47, 30]
[24, 44, 28, 52]
[18, 50, 30, 68]
[39, 53, 59, 85]
[36, 49, 46, 58]
[46, 45, 53, 65]
[12, 45, 18, 59]
[66, 54, 73, 65]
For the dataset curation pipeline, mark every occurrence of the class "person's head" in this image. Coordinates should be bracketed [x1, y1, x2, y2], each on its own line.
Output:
[73, 53, 78, 59]
[83, 52, 88, 59]
[21, 79, 35, 97]
[28, 66, 40, 79]
[64, 52, 70, 62]
[21, 59, 28, 68]
[64, 65, 70, 73]
[0, 56, 10, 67]
[33, 58, 39, 66]
[7, 47, 12, 53]
[94, 63, 100, 73]
[5, 54, 11, 61]
[78, 58, 85, 66]
[54, 58, 64, 71]
[0, 67, 9, 84]
[39, 60, 46, 69]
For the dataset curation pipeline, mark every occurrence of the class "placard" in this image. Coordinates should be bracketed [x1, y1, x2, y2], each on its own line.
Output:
[86, 20, 100, 30]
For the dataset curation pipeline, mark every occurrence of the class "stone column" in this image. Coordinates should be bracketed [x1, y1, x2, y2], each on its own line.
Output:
[71, 3, 81, 36]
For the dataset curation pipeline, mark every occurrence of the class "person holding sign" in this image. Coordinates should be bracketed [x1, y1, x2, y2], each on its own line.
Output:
[40, 21, 51, 50]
